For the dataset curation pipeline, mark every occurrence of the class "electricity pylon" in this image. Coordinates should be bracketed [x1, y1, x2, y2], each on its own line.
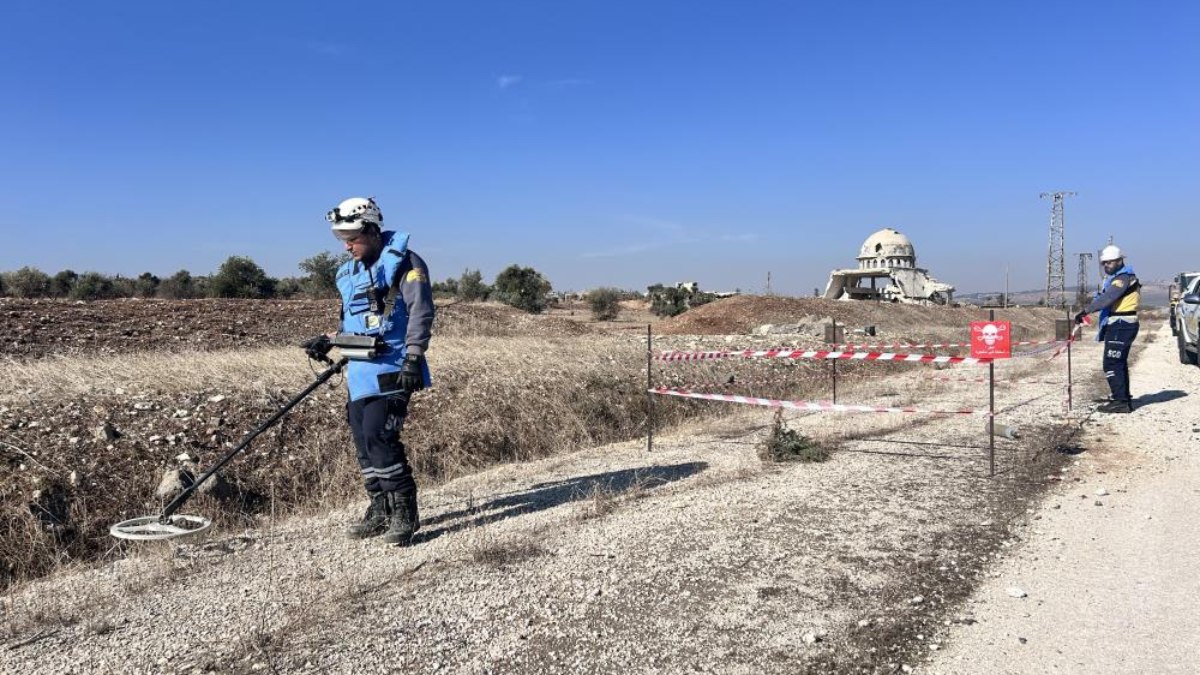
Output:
[1076, 252, 1093, 309]
[1040, 191, 1076, 308]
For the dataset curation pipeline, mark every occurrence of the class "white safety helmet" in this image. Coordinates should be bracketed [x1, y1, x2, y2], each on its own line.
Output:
[326, 197, 382, 240]
[1100, 245, 1123, 262]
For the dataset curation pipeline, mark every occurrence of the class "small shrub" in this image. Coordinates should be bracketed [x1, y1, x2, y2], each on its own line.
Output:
[586, 287, 622, 321]
[760, 411, 829, 463]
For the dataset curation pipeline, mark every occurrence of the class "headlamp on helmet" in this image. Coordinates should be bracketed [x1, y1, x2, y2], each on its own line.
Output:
[327, 197, 382, 240]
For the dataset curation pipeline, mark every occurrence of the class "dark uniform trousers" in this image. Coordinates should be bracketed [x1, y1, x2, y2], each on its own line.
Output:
[347, 394, 417, 495]
[1102, 321, 1139, 403]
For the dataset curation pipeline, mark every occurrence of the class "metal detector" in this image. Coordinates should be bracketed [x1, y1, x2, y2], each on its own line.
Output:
[110, 337, 347, 541]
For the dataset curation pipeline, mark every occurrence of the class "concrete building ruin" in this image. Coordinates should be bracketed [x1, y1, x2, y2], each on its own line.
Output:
[823, 228, 955, 305]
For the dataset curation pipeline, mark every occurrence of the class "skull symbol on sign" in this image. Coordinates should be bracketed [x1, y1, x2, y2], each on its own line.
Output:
[981, 323, 999, 347]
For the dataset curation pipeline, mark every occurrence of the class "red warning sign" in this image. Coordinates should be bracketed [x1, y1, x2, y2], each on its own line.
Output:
[970, 321, 1012, 359]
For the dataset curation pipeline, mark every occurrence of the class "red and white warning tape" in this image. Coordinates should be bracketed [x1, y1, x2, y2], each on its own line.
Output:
[922, 375, 1062, 385]
[654, 349, 992, 365]
[827, 338, 1069, 351]
[649, 387, 992, 415]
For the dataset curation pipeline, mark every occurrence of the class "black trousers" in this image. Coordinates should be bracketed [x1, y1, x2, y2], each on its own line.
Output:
[347, 394, 417, 495]
[1101, 321, 1139, 403]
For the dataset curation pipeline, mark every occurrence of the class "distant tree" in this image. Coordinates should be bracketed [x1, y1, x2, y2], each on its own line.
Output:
[647, 284, 715, 317]
[70, 272, 118, 301]
[586, 287, 622, 321]
[110, 275, 138, 298]
[493, 265, 551, 313]
[6, 267, 52, 298]
[192, 274, 213, 298]
[274, 277, 305, 298]
[298, 251, 345, 297]
[431, 277, 458, 298]
[210, 256, 277, 299]
[457, 268, 490, 302]
[50, 270, 79, 297]
[647, 284, 687, 317]
[134, 272, 160, 298]
[0, 273, 6, 297]
[157, 270, 197, 299]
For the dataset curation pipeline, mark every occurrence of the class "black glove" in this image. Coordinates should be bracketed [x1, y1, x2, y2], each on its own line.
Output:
[399, 353, 426, 393]
[1073, 311, 1087, 325]
[301, 334, 333, 363]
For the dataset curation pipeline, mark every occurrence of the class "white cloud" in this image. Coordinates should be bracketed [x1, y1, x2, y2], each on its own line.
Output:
[497, 75, 523, 90]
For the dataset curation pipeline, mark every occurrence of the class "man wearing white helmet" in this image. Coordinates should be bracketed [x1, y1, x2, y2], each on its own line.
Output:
[321, 196, 435, 544]
[1075, 244, 1140, 413]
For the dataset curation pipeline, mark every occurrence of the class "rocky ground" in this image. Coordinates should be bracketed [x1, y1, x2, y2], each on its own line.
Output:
[0, 298, 593, 360]
[928, 322, 1200, 674]
[0, 318, 1105, 674]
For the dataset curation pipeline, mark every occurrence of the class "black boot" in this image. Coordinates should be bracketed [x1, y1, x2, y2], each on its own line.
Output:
[1098, 400, 1133, 414]
[382, 490, 419, 546]
[345, 491, 390, 539]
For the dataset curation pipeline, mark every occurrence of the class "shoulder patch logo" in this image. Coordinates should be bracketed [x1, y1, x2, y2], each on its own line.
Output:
[1112, 279, 1124, 288]
[406, 268, 428, 284]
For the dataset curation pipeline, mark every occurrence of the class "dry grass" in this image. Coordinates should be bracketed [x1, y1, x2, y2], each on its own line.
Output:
[0, 335, 707, 591]
[573, 471, 658, 522]
[466, 529, 547, 567]
[0, 348, 305, 402]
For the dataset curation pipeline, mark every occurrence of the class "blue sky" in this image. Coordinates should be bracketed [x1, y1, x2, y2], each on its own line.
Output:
[1, 1, 1196, 294]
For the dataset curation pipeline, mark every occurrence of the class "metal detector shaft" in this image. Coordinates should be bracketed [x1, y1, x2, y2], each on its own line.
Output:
[160, 358, 348, 519]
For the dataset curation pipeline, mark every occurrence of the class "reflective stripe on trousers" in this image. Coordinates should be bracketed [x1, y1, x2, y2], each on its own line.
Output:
[1101, 321, 1139, 403]
[346, 394, 417, 494]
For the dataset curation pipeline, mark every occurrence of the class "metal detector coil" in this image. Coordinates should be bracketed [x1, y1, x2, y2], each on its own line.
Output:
[109, 355, 349, 542]
[110, 514, 212, 541]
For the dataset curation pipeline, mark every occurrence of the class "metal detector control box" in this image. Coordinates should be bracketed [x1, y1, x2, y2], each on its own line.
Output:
[332, 333, 385, 360]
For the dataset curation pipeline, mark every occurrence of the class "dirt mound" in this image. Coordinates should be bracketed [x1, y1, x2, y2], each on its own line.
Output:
[657, 295, 1065, 342]
[0, 298, 591, 360]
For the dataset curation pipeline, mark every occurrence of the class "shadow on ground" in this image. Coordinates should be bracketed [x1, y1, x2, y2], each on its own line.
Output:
[1135, 389, 1187, 408]
[416, 461, 708, 543]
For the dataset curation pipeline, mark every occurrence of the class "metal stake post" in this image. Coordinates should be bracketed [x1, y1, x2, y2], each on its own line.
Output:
[830, 320, 839, 404]
[988, 309, 996, 477]
[646, 324, 654, 453]
[1065, 310, 1073, 413]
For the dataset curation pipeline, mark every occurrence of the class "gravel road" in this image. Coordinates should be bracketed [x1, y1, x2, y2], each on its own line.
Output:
[0, 332, 1133, 675]
[930, 322, 1200, 674]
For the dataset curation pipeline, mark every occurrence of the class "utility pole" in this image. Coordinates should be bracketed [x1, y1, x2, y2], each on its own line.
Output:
[765, 271, 772, 296]
[1004, 265, 1009, 308]
[1040, 191, 1076, 309]
[1075, 252, 1093, 309]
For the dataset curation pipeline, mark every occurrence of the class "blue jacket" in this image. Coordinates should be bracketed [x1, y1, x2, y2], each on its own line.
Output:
[1086, 264, 1139, 341]
[335, 231, 435, 400]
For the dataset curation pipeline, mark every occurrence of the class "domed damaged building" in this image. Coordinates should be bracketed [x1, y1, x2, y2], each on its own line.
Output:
[823, 228, 955, 304]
